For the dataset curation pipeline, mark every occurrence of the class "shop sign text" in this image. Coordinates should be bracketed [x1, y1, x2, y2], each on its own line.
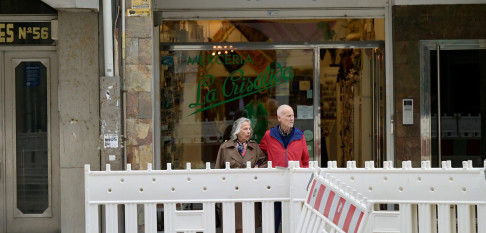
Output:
[188, 61, 294, 115]
[187, 54, 254, 66]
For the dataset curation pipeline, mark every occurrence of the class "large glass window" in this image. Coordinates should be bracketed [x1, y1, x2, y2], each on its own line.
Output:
[159, 19, 385, 169]
[160, 48, 315, 169]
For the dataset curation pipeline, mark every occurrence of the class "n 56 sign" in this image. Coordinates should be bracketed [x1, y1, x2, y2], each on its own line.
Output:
[0, 22, 53, 45]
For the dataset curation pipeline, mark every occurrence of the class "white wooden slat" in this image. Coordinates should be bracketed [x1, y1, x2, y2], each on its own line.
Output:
[203, 202, 217, 233]
[144, 203, 157, 233]
[282, 201, 290, 233]
[437, 204, 452, 233]
[223, 202, 236, 233]
[262, 201, 275, 233]
[399, 204, 416, 233]
[300, 206, 312, 233]
[85, 204, 99, 233]
[295, 204, 308, 233]
[418, 204, 435, 233]
[164, 203, 176, 233]
[105, 204, 118, 233]
[314, 219, 324, 233]
[457, 205, 472, 233]
[124, 203, 137, 233]
[292, 200, 304, 232]
[310, 213, 320, 233]
[242, 201, 255, 233]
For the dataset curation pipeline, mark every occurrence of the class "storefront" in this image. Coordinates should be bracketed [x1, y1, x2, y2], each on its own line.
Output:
[153, 18, 387, 169]
[2, 1, 101, 232]
[3, 0, 486, 232]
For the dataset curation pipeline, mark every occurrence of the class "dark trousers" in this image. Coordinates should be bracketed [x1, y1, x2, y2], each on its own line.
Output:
[274, 202, 282, 233]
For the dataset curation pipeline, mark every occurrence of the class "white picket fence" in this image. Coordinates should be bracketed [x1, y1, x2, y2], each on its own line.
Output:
[85, 160, 486, 233]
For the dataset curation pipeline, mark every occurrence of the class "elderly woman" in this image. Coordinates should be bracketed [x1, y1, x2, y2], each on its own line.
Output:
[215, 117, 267, 233]
[215, 117, 267, 169]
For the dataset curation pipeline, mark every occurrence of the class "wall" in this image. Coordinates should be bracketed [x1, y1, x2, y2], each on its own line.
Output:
[392, 4, 486, 165]
[57, 11, 100, 233]
[124, 8, 154, 170]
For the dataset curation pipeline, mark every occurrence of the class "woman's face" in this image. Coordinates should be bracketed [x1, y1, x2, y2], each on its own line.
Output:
[237, 121, 252, 142]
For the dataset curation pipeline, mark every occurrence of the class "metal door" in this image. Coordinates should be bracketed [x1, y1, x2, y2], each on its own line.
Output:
[421, 40, 486, 167]
[1, 51, 59, 233]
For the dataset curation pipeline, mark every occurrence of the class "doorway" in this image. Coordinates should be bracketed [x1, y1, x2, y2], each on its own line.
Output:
[421, 40, 486, 167]
[0, 51, 59, 233]
[318, 46, 386, 167]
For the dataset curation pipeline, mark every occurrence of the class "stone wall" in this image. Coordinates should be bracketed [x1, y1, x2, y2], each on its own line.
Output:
[124, 12, 154, 170]
[392, 4, 486, 165]
[58, 11, 100, 233]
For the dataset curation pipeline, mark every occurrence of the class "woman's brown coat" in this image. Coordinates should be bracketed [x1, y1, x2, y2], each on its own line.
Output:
[214, 139, 267, 230]
[215, 139, 268, 169]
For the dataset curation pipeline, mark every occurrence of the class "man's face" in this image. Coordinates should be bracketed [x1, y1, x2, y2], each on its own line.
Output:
[278, 106, 294, 129]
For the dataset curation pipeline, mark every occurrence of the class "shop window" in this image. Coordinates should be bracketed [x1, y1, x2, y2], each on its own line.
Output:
[159, 19, 386, 169]
[160, 48, 314, 169]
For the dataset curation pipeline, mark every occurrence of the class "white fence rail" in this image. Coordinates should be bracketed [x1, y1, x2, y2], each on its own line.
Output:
[85, 160, 486, 233]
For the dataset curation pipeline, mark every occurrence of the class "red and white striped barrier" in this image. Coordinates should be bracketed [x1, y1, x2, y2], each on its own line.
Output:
[296, 172, 370, 233]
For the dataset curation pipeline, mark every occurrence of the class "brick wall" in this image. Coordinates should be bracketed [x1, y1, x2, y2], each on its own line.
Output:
[125, 15, 153, 170]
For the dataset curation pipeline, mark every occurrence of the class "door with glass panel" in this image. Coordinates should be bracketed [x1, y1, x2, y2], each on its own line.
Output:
[1, 51, 59, 233]
[421, 40, 486, 167]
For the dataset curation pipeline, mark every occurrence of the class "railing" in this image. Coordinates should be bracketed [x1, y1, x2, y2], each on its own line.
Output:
[85, 160, 486, 233]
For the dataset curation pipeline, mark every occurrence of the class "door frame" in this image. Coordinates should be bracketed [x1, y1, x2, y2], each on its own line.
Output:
[1, 49, 59, 232]
[0, 50, 5, 233]
[420, 39, 486, 162]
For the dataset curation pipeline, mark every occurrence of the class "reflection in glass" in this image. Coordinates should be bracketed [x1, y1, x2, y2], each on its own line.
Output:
[160, 19, 384, 43]
[15, 62, 49, 214]
[160, 49, 314, 169]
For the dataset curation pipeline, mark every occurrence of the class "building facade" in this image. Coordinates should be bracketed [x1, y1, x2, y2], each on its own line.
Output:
[0, 0, 485, 232]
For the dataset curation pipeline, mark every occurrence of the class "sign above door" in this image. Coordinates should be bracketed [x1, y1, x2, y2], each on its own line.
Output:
[0, 22, 54, 45]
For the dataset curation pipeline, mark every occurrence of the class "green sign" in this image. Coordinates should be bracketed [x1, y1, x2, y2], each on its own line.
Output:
[188, 61, 294, 115]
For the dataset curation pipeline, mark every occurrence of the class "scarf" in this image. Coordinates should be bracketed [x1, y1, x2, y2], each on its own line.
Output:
[235, 140, 248, 157]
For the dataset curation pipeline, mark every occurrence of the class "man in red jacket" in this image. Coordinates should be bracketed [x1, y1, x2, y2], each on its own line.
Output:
[259, 104, 310, 168]
[259, 104, 310, 233]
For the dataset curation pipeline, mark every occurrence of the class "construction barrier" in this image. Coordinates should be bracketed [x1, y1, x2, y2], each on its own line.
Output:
[85, 160, 486, 233]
